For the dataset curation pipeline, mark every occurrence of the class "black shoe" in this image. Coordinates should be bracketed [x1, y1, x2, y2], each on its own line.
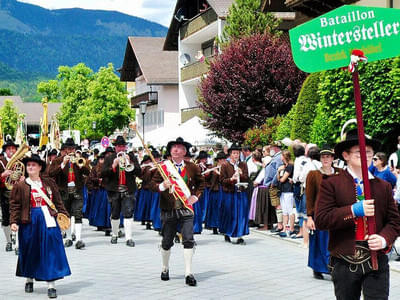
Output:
[5, 242, 12, 252]
[161, 270, 169, 281]
[64, 239, 73, 247]
[71, 233, 76, 241]
[111, 236, 118, 244]
[62, 232, 67, 239]
[141, 221, 145, 226]
[212, 228, 218, 235]
[47, 288, 57, 298]
[396, 256, 400, 262]
[126, 239, 135, 247]
[224, 235, 231, 243]
[236, 238, 246, 245]
[174, 235, 180, 243]
[75, 240, 85, 249]
[146, 223, 152, 230]
[15, 247, 19, 255]
[104, 230, 111, 236]
[185, 274, 197, 286]
[313, 271, 324, 280]
[118, 230, 125, 238]
[25, 282, 33, 293]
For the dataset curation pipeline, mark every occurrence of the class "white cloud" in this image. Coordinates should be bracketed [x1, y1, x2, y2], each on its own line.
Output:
[17, 0, 176, 27]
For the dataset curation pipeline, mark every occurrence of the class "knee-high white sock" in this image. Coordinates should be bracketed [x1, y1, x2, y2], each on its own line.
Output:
[15, 232, 19, 249]
[75, 224, 82, 241]
[184, 248, 194, 276]
[2, 226, 12, 243]
[70, 216, 76, 236]
[161, 248, 171, 272]
[123, 219, 133, 241]
[111, 219, 119, 237]
[47, 281, 55, 289]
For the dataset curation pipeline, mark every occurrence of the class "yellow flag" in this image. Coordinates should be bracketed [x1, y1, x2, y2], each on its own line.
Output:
[39, 98, 49, 148]
[0, 117, 3, 149]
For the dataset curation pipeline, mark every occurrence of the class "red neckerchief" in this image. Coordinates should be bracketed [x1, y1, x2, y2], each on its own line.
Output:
[119, 168, 126, 186]
[68, 162, 75, 183]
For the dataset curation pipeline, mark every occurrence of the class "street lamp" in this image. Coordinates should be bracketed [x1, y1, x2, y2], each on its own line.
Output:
[138, 101, 147, 142]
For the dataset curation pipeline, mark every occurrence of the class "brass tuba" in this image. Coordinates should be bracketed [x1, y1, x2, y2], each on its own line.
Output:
[5, 143, 30, 190]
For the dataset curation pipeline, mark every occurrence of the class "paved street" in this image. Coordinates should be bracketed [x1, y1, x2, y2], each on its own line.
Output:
[1, 222, 400, 300]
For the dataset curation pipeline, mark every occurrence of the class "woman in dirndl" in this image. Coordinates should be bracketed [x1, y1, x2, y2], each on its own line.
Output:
[10, 154, 71, 299]
[219, 144, 249, 244]
[305, 146, 339, 280]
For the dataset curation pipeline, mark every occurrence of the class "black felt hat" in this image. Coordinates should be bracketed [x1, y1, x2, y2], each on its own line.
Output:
[2, 137, 19, 152]
[48, 149, 58, 157]
[319, 145, 335, 156]
[228, 143, 242, 153]
[215, 151, 227, 161]
[62, 137, 77, 149]
[166, 137, 192, 154]
[196, 150, 209, 161]
[141, 155, 151, 164]
[113, 135, 126, 146]
[334, 129, 381, 161]
[22, 154, 46, 172]
[104, 146, 115, 154]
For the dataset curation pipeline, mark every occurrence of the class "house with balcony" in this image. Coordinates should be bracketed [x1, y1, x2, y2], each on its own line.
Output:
[119, 37, 179, 141]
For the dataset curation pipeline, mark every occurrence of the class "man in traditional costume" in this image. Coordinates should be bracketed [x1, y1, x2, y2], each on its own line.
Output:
[150, 137, 205, 286]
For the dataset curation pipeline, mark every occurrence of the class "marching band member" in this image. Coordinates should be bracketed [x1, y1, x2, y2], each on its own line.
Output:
[10, 154, 71, 299]
[101, 136, 141, 247]
[150, 137, 205, 286]
[0, 138, 21, 252]
[204, 151, 226, 234]
[149, 150, 162, 232]
[48, 138, 90, 250]
[135, 155, 154, 229]
[219, 143, 249, 244]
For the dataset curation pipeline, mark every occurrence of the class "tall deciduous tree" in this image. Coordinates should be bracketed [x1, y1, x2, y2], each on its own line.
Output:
[0, 99, 19, 137]
[199, 33, 306, 143]
[76, 63, 133, 139]
[220, 0, 281, 43]
[37, 80, 60, 102]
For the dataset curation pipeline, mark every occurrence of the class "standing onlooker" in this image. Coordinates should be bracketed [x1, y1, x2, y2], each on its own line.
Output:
[388, 136, 400, 170]
[369, 152, 397, 188]
[263, 142, 283, 232]
[277, 150, 295, 237]
[292, 143, 308, 239]
[262, 145, 272, 167]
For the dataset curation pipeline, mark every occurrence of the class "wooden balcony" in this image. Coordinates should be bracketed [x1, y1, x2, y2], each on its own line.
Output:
[180, 8, 218, 40]
[131, 91, 158, 108]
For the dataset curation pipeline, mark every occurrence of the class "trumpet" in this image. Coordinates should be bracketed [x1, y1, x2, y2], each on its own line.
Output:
[68, 154, 86, 168]
[117, 152, 134, 172]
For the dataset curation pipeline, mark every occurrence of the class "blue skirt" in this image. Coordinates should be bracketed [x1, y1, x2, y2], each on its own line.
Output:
[199, 187, 210, 222]
[17, 208, 71, 281]
[89, 189, 111, 228]
[134, 189, 153, 221]
[193, 199, 203, 234]
[205, 188, 222, 228]
[82, 185, 90, 219]
[150, 192, 161, 230]
[308, 229, 330, 274]
[219, 189, 249, 238]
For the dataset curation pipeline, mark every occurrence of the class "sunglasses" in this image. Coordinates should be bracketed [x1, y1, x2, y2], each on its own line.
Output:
[373, 157, 379, 161]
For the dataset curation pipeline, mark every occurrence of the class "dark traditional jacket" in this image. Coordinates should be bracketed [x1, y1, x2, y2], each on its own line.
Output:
[315, 169, 400, 257]
[101, 152, 141, 193]
[48, 155, 90, 192]
[150, 160, 205, 211]
[9, 176, 69, 225]
[87, 163, 103, 191]
[140, 165, 155, 190]
[209, 169, 221, 192]
[220, 161, 249, 193]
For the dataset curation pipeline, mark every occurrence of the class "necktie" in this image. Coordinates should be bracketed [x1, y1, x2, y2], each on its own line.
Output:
[176, 163, 182, 175]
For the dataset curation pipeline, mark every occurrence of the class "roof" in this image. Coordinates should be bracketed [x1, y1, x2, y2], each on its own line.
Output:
[0, 96, 61, 125]
[163, 0, 234, 51]
[207, 0, 233, 18]
[119, 37, 178, 85]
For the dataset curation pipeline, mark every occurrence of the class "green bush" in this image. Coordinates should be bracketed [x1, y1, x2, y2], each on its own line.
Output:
[309, 57, 399, 147]
[275, 105, 296, 141]
[244, 116, 283, 148]
[290, 72, 321, 142]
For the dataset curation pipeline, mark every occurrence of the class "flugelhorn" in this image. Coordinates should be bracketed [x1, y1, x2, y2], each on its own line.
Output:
[117, 152, 134, 172]
[68, 154, 86, 168]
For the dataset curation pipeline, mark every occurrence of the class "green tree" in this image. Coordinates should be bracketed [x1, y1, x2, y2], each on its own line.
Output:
[244, 116, 283, 148]
[37, 80, 60, 102]
[290, 72, 321, 142]
[0, 99, 19, 137]
[275, 105, 296, 141]
[309, 57, 400, 147]
[57, 63, 95, 129]
[0, 88, 12, 96]
[220, 0, 281, 43]
[76, 63, 133, 139]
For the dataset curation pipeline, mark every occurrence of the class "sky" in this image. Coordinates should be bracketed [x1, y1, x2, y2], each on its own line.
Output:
[18, 0, 176, 27]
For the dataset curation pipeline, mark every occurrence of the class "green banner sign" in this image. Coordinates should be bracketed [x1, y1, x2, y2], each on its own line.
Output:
[289, 5, 400, 72]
